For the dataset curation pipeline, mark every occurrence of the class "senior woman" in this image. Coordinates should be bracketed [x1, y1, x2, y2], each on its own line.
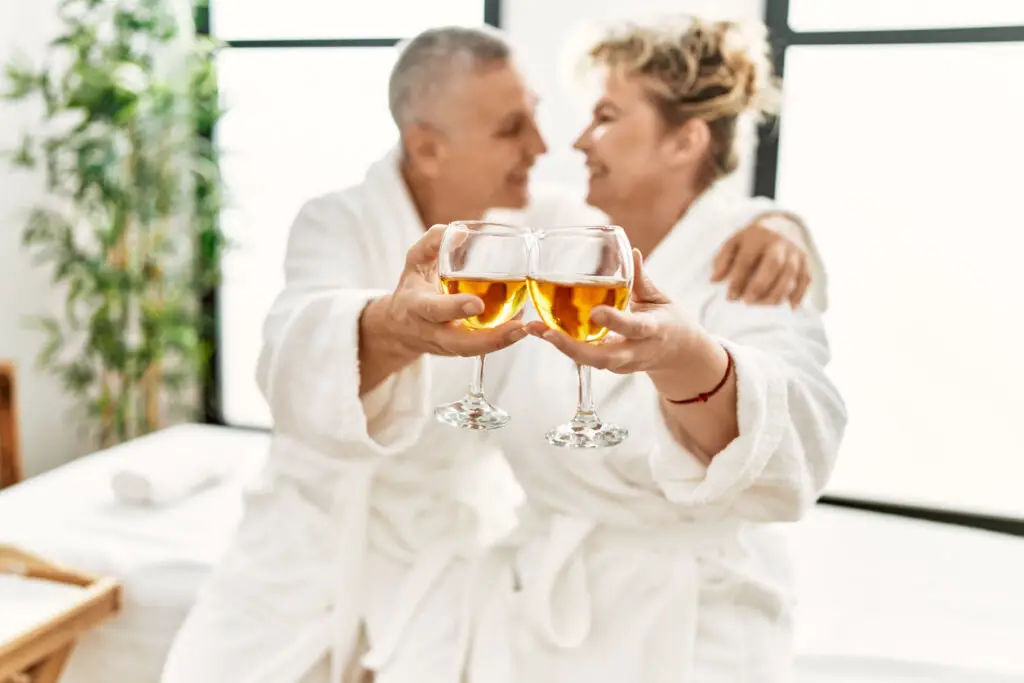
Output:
[454, 17, 847, 683]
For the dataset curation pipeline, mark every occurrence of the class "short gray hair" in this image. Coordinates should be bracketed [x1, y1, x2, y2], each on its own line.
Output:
[388, 26, 512, 129]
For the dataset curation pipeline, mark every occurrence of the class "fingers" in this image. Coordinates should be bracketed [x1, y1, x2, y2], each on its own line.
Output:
[405, 224, 448, 270]
[725, 241, 762, 301]
[711, 234, 740, 283]
[437, 320, 529, 356]
[590, 305, 657, 340]
[416, 292, 483, 324]
[760, 270, 796, 306]
[631, 249, 670, 305]
[789, 268, 811, 308]
[533, 328, 633, 371]
[743, 244, 791, 303]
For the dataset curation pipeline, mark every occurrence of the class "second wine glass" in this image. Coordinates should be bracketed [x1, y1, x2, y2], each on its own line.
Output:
[528, 225, 634, 448]
[434, 220, 531, 431]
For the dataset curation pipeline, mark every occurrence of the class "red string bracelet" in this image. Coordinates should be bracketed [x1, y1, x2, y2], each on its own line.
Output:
[664, 347, 733, 405]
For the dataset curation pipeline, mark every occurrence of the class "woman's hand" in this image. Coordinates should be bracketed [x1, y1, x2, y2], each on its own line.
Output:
[528, 248, 729, 389]
[529, 248, 738, 456]
[527, 249, 717, 381]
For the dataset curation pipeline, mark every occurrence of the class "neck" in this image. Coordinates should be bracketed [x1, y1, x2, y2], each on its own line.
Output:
[605, 181, 705, 258]
[401, 156, 485, 229]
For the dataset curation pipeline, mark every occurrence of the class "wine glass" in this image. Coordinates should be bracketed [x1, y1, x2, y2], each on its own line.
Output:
[434, 220, 532, 430]
[527, 225, 634, 448]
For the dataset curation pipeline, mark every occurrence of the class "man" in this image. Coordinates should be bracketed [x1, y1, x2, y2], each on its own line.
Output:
[162, 25, 823, 683]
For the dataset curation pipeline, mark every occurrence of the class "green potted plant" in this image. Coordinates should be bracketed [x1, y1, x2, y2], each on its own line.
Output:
[2, 0, 225, 448]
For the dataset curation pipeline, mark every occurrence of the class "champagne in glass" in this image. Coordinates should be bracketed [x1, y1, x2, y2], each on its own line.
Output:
[439, 276, 528, 330]
[434, 221, 531, 430]
[527, 226, 634, 448]
[527, 276, 631, 342]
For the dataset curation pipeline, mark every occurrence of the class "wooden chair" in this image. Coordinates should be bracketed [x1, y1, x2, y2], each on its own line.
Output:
[0, 360, 23, 490]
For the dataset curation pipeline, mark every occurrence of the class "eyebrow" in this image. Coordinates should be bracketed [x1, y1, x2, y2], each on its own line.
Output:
[497, 95, 540, 128]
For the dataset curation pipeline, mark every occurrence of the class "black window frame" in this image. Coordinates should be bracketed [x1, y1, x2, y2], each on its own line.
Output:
[754, 0, 1024, 536]
[195, 0, 502, 433]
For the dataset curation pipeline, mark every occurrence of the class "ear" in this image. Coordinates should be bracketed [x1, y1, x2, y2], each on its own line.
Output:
[664, 117, 711, 168]
[402, 122, 446, 178]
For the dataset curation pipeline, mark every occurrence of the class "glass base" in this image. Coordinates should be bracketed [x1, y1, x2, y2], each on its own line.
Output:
[545, 412, 628, 449]
[434, 394, 510, 431]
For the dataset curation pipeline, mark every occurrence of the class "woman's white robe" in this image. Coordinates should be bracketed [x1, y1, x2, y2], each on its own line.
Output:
[466, 188, 846, 683]
[160, 147, 838, 683]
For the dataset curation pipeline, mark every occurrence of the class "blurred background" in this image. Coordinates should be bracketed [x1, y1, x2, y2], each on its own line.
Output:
[0, 1, 1023, 681]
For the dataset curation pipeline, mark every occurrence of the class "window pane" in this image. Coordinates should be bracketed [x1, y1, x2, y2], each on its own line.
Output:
[212, 0, 487, 40]
[789, 0, 1024, 32]
[775, 43, 1024, 519]
[216, 47, 400, 427]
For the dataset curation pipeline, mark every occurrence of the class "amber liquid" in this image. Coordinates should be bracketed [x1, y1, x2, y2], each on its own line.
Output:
[528, 276, 631, 342]
[440, 275, 528, 330]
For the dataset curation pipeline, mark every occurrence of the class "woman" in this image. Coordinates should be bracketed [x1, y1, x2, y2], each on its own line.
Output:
[462, 17, 847, 682]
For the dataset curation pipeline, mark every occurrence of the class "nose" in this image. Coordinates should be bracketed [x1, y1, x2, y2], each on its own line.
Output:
[572, 126, 591, 153]
[526, 117, 547, 158]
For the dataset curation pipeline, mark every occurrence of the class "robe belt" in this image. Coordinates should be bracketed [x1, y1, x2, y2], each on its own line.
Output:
[470, 508, 741, 682]
[244, 435, 476, 683]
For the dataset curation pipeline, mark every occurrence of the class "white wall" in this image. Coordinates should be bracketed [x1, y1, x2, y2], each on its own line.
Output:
[0, 0, 88, 477]
[504, 0, 766, 195]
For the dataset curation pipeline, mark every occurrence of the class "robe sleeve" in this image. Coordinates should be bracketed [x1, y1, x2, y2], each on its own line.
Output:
[649, 295, 847, 522]
[255, 194, 431, 455]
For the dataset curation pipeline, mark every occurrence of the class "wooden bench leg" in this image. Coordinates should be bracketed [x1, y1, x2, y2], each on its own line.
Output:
[24, 644, 73, 683]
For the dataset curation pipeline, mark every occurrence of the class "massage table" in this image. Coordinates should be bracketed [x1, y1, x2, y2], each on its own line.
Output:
[0, 424, 1021, 682]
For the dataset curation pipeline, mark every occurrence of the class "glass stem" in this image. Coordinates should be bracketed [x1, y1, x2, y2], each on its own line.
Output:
[576, 363, 595, 416]
[469, 355, 486, 398]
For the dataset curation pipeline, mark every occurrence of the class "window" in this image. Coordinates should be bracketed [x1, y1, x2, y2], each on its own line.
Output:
[212, 0, 487, 41]
[202, 1, 501, 429]
[756, 2, 1024, 526]
[787, 0, 1024, 32]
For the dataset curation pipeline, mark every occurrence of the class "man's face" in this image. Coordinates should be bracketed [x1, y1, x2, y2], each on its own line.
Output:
[427, 61, 547, 213]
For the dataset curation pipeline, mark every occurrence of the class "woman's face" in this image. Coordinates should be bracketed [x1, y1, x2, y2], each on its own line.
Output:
[573, 69, 701, 217]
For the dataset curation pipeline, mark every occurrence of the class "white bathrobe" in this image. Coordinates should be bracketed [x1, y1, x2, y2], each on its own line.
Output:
[161, 146, 833, 683]
[162, 148, 521, 683]
[464, 189, 846, 683]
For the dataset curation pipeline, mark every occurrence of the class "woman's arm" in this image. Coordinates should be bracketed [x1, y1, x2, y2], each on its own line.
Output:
[647, 333, 738, 461]
[530, 249, 846, 521]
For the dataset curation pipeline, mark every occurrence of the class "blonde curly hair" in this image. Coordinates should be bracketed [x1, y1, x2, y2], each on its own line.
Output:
[586, 16, 781, 186]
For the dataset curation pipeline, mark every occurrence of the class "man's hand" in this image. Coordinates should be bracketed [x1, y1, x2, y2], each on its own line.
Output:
[359, 225, 528, 395]
[378, 224, 528, 358]
[711, 215, 811, 307]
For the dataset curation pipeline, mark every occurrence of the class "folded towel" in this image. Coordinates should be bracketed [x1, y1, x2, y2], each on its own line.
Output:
[111, 458, 226, 507]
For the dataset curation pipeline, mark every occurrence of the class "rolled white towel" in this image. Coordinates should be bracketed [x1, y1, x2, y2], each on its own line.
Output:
[111, 458, 226, 507]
